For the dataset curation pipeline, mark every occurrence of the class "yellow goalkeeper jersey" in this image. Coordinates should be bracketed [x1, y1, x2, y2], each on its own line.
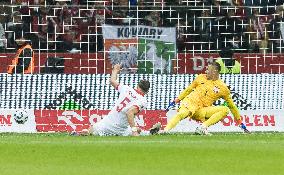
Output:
[177, 74, 241, 120]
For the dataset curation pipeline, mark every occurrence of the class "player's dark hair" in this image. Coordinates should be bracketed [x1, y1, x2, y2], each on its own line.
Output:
[211, 61, 221, 73]
[138, 80, 150, 93]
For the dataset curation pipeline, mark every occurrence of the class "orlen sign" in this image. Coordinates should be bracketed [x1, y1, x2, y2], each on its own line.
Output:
[35, 109, 284, 133]
[35, 110, 167, 132]
[222, 114, 275, 127]
[0, 114, 12, 126]
[231, 110, 282, 132]
[0, 110, 37, 133]
[167, 110, 284, 132]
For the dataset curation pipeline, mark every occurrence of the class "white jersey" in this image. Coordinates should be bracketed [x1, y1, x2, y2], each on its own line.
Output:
[94, 84, 148, 136]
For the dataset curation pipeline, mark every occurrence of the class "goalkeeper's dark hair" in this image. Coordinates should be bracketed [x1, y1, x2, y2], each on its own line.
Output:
[210, 61, 221, 73]
[138, 80, 150, 93]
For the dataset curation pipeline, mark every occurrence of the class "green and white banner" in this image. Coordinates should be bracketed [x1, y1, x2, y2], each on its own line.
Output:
[102, 24, 176, 74]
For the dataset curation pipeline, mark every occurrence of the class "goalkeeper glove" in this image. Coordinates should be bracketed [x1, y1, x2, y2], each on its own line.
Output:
[166, 98, 180, 111]
[239, 123, 250, 133]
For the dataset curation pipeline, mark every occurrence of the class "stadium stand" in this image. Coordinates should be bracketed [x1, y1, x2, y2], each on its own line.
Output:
[0, 0, 283, 130]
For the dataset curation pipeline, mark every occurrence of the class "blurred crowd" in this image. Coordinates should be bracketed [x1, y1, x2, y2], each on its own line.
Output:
[0, 0, 284, 53]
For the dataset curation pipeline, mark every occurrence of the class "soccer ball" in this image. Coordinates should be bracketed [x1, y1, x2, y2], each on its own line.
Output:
[13, 110, 29, 124]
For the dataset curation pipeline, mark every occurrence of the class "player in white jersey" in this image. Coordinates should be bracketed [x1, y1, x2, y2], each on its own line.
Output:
[78, 64, 161, 136]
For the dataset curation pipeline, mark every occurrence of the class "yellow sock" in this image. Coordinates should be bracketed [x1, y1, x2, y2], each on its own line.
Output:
[203, 107, 229, 127]
[164, 110, 190, 131]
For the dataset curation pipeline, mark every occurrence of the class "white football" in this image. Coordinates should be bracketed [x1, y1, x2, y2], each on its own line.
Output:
[13, 110, 29, 124]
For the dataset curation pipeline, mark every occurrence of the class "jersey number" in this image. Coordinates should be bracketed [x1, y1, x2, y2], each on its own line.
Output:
[116, 97, 131, 112]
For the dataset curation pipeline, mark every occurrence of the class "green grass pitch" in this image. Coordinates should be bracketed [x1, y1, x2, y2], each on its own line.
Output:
[0, 133, 284, 175]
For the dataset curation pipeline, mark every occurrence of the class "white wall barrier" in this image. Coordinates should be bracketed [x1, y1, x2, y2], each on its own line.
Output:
[0, 74, 283, 110]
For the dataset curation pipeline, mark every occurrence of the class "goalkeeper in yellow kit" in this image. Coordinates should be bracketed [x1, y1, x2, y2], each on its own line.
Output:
[164, 61, 250, 135]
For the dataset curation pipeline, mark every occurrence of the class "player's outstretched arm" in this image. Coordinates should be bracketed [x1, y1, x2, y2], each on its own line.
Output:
[166, 75, 199, 111]
[177, 80, 198, 101]
[110, 64, 121, 89]
[126, 106, 140, 136]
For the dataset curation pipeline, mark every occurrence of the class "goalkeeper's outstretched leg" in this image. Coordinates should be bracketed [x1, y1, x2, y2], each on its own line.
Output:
[164, 105, 197, 132]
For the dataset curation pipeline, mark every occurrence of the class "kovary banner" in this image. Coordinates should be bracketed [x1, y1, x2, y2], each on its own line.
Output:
[102, 24, 176, 74]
